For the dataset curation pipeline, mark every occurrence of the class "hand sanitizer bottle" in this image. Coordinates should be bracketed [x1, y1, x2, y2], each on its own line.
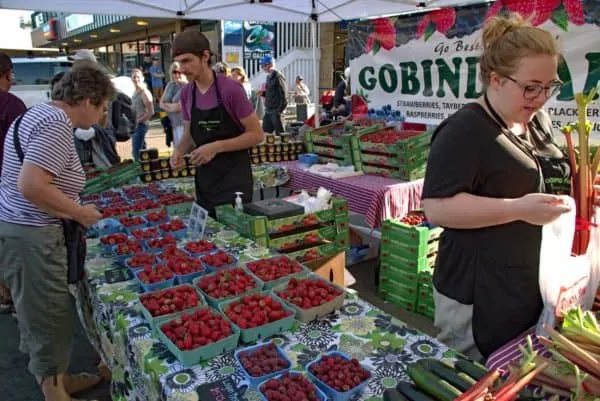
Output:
[234, 192, 244, 212]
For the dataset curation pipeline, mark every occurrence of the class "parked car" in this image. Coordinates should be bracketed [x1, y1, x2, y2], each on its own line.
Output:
[10, 56, 135, 107]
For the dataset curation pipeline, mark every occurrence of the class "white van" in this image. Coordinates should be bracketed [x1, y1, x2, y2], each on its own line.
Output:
[10, 56, 135, 108]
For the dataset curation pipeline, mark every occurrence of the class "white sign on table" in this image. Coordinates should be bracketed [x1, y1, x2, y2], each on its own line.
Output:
[188, 203, 209, 239]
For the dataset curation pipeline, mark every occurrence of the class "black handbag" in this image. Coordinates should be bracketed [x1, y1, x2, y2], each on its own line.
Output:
[12, 112, 87, 284]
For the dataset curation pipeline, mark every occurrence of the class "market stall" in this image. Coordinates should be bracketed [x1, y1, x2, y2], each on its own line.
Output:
[76, 182, 458, 401]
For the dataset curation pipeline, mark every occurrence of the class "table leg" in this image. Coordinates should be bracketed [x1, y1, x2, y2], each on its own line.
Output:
[276, 186, 280, 198]
[260, 188, 265, 200]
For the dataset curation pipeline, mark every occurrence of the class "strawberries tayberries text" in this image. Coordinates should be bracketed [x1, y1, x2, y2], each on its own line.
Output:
[247, 256, 303, 282]
[140, 285, 200, 317]
[196, 268, 257, 300]
[276, 278, 342, 309]
[160, 308, 232, 351]
[224, 293, 292, 329]
[309, 354, 371, 392]
[238, 342, 289, 377]
[260, 372, 321, 401]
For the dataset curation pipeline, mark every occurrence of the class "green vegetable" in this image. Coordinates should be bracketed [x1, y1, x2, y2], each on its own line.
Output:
[384, 388, 412, 401]
[416, 359, 476, 392]
[455, 359, 488, 381]
[407, 364, 463, 401]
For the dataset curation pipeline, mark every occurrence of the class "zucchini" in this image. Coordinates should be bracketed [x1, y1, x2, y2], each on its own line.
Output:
[454, 359, 488, 381]
[407, 364, 463, 401]
[384, 388, 412, 401]
[396, 382, 438, 401]
[421, 360, 476, 392]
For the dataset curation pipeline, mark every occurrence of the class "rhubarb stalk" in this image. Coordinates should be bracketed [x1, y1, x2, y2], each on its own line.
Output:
[493, 361, 549, 401]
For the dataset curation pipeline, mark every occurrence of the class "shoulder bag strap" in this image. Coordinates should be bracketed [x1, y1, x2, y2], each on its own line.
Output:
[12, 111, 28, 164]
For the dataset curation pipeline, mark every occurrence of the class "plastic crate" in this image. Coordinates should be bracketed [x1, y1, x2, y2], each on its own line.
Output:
[258, 371, 327, 401]
[306, 351, 371, 401]
[192, 268, 264, 307]
[234, 343, 291, 387]
[245, 256, 312, 290]
[155, 307, 240, 367]
[273, 276, 345, 323]
[218, 292, 296, 343]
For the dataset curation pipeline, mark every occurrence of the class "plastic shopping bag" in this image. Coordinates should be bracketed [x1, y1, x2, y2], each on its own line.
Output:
[536, 197, 600, 336]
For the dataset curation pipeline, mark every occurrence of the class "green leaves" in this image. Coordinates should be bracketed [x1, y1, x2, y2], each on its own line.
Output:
[552, 6, 569, 31]
[423, 22, 436, 42]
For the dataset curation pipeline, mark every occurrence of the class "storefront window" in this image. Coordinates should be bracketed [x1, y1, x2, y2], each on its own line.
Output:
[122, 41, 140, 76]
[94, 46, 108, 66]
[107, 45, 119, 75]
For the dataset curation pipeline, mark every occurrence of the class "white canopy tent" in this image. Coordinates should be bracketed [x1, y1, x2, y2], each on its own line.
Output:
[1, 0, 488, 126]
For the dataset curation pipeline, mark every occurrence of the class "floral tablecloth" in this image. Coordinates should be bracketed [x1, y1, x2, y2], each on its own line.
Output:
[76, 218, 457, 401]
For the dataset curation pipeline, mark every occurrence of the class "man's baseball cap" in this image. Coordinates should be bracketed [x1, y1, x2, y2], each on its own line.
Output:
[68, 49, 97, 63]
[296, 75, 304, 81]
[172, 30, 211, 58]
[260, 55, 273, 65]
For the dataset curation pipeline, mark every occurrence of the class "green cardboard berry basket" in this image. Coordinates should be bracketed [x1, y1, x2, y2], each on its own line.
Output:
[217, 291, 296, 343]
[154, 307, 240, 367]
[192, 267, 265, 308]
[273, 275, 346, 323]
[138, 284, 207, 331]
[244, 256, 312, 290]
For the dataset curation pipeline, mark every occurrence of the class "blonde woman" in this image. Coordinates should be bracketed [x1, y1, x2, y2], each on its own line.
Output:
[422, 13, 571, 361]
[160, 62, 188, 147]
[131, 68, 154, 161]
[231, 66, 252, 100]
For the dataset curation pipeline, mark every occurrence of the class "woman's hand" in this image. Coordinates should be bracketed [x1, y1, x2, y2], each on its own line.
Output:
[75, 204, 102, 228]
[511, 193, 572, 226]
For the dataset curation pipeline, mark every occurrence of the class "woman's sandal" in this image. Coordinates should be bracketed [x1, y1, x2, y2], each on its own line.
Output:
[63, 373, 102, 396]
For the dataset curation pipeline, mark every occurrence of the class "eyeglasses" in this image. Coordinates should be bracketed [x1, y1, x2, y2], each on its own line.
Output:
[504, 76, 563, 100]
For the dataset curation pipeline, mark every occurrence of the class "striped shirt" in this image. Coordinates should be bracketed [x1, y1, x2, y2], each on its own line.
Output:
[0, 103, 85, 226]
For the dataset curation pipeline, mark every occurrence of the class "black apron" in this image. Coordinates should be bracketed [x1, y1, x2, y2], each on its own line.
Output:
[473, 95, 572, 358]
[189, 72, 253, 217]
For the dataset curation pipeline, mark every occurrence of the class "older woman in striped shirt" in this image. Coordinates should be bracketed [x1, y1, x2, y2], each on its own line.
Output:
[0, 62, 115, 401]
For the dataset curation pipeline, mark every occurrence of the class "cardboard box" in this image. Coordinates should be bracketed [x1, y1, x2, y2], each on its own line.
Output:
[304, 251, 347, 288]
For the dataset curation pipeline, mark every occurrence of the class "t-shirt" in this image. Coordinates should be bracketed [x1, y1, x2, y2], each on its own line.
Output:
[162, 81, 185, 127]
[0, 91, 26, 175]
[180, 75, 255, 129]
[422, 102, 566, 357]
[0, 103, 85, 226]
[149, 65, 164, 89]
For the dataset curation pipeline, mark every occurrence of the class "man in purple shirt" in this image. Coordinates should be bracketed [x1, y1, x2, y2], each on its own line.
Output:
[0, 52, 25, 315]
[170, 30, 264, 217]
[0, 53, 26, 176]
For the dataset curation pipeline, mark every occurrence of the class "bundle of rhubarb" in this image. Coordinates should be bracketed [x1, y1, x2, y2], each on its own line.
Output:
[383, 358, 545, 401]
[561, 87, 600, 255]
[532, 307, 600, 398]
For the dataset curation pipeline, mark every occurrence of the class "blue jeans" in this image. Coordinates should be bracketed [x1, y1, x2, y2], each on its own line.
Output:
[132, 122, 148, 161]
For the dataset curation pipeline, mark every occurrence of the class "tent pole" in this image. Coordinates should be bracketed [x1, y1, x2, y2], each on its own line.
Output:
[311, 17, 320, 128]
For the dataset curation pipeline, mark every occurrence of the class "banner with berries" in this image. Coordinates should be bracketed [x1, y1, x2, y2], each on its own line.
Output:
[348, 0, 600, 135]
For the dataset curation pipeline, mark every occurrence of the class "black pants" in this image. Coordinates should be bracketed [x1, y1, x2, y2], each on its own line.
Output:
[262, 110, 284, 134]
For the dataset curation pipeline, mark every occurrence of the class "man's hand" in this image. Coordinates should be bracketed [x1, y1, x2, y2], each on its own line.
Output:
[189, 142, 219, 166]
[170, 149, 186, 169]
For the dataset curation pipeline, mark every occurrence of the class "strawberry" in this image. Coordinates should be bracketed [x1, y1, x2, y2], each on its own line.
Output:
[100, 233, 128, 246]
[430, 8, 457, 34]
[260, 372, 321, 401]
[238, 342, 290, 378]
[130, 199, 159, 212]
[159, 219, 186, 232]
[563, 0, 585, 25]
[145, 208, 168, 223]
[351, 95, 369, 119]
[246, 256, 304, 283]
[160, 308, 232, 351]
[146, 235, 177, 250]
[184, 240, 217, 255]
[276, 278, 342, 310]
[416, 14, 432, 39]
[116, 239, 143, 255]
[200, 250, 235, 268]
[365, 35, 376, 53]
[119, 216, 146, 227]
[309, 354, 371, 392]
[102, 206, 130, 218]
[158, 245, 188, 261]
[137, 264, 174, 284]
[131, 227, 160, 240]
[140, 285, 200, 317]
[196, 268, 258, 300]
[224, 293, 292, 329]
[126, 253, 157, 269]
[164, 255, 204, 275]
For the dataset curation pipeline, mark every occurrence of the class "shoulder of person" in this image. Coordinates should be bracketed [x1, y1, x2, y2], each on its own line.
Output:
[431, 103, 491, 144]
